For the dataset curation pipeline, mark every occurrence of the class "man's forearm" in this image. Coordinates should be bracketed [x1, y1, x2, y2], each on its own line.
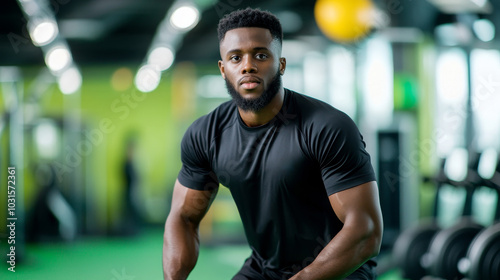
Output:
[290, 224, 381, 280]
[163, 215, 200, 280]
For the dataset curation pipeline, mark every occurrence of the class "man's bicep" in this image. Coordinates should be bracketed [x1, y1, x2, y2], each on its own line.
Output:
[328, 181, 383, 231]
[170, 179, 219, 225]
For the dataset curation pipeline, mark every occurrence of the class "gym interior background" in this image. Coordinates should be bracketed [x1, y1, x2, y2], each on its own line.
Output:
[1, 0, 499, 279]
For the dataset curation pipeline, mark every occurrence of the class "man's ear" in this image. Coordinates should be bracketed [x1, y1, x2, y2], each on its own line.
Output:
[279, 57, 286, 75]
[218, 60, 226, 79]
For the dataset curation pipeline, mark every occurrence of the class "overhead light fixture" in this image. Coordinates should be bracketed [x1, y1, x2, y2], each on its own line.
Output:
[147, 46, 175, 71]
[45, 45, 72, 72]
[135, 65, 161, 93]
[138, 0, 211, 88]
[29, 19, 58, 46]
[170, 4, 200, 31]
[16, 0, 81, 98]
[473, 19, 495, 42]
[58, 67, 82, 95]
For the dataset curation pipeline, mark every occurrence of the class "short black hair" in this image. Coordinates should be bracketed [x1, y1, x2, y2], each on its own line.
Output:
[217, 8, 283, 44]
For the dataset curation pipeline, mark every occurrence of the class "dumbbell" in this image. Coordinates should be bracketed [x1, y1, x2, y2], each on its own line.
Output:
[459, 223, 500, 280]
[392, 148, 476, 280]
[459, 148, 500, 280]
[391, 157, 444, 280]
[420, 150, 484, 280]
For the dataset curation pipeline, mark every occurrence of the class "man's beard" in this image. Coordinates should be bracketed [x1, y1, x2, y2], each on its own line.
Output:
[225, 70, 282, 112]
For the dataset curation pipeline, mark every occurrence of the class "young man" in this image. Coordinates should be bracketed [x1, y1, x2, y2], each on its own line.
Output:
[163, 8, 383, 280]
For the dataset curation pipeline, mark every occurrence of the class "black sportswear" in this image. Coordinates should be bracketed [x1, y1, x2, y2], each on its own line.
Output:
[178, 88, 377, 278]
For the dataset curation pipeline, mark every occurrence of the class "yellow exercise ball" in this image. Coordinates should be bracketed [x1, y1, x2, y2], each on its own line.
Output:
[314, 0, 375, 43]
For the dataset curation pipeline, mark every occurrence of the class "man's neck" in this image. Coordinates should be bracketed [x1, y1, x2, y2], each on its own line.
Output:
[238, 88, 285, 127]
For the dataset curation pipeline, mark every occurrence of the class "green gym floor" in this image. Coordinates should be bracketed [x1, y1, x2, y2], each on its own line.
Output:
[0, 227, 402, 280]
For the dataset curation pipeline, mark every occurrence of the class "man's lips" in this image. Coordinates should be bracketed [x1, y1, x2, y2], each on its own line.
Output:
[239, 76, 261, 90]
[241, 82, 260, 90]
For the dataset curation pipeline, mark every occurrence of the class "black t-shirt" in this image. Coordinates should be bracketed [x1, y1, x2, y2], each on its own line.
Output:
[178, 89, 376, 276]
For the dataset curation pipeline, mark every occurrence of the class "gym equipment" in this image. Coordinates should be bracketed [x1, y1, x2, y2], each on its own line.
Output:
[460, 223, 500, 280]
[422, 217, 483, 279]
[392, 157, 446, 280]
[392, 221, 440, 279]
[459, 149, 500, 280]
[314, 0, 375, 43]
[392, 148, 478, 280]
[421, 150, 484, 280]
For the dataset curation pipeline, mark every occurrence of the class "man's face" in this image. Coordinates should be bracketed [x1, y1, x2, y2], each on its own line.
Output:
[218, 27, 286, 112]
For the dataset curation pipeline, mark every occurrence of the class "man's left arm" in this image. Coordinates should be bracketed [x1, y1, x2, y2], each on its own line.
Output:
[290, 181, 383, 280]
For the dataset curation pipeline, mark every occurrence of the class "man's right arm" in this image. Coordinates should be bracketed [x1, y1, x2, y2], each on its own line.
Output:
[163, 179, 218, 280]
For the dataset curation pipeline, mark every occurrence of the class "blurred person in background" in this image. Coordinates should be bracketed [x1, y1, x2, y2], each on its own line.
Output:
[120, 132, 142, 235]
[163, 8, 383, 280]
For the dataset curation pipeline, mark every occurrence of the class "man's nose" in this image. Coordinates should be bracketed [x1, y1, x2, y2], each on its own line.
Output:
[241, 56, 257, 74]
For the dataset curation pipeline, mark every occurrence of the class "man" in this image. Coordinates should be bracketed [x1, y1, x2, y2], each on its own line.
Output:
[163, 8, 383, 280]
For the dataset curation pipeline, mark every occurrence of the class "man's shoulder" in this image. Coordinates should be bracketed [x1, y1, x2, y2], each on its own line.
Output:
[287, 89, 352, 128]
[185, 100, 237, 139]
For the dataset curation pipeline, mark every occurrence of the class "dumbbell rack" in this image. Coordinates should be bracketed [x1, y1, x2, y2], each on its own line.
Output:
[458, 149, 500, 280]
[393, 149, 500, 280]
[419, 151, 484, 280]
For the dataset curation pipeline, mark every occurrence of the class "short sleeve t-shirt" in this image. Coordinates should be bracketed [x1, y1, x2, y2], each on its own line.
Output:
[177, 89, 376, 275]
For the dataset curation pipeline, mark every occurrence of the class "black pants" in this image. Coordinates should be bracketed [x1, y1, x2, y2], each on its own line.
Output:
[232, 256, 377, 280]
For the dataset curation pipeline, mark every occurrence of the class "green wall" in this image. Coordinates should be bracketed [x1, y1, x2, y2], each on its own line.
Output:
[0, 63, 206, 234]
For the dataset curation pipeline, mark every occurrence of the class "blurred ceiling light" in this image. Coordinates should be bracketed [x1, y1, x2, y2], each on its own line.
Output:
[45, 45, 72, 72]
[170, 5, 200, 31]
[147, 46, 175, 71]
[473, 19, 495, 42]
[58, 67, 82, 94]
[135, 65, 161, 93]
[29, 19, 58, 46]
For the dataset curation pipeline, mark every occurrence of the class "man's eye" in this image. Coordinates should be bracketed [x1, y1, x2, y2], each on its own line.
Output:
[230, 56, 240, 61]
[256, 54, 268, 60]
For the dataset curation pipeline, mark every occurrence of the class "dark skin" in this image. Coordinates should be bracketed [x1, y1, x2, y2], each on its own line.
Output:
[163, 27, 383, 280]
[218, 27, 286, 126]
